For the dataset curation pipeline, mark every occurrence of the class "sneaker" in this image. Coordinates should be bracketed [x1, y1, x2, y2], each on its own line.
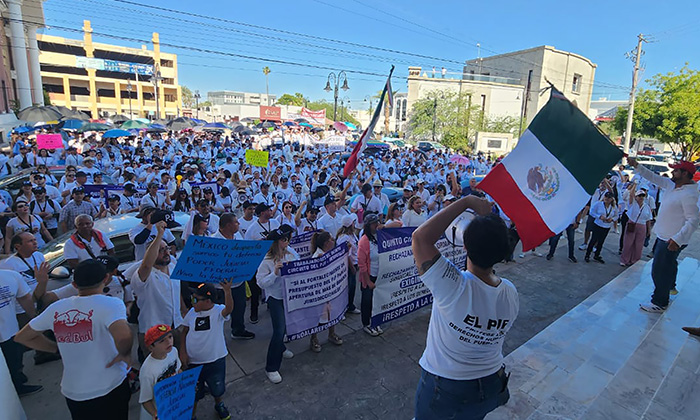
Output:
[250, 314, 259, 324]
[17, 384, 43, 397]
[215, 402, 231, 420]
[578, 243, 588, 251]
[620, 262, 627, 266]
[363, 326, 379, 337]
[670, 288, 679, 296]
[546, 254, 553, 261]
[568, 256, 578, 263]
[640, 302, 666, 313]
[532, 251, 543, 257]
[584, 256, 590, 263]
[518, 253, 525, 258]
[347, 308, 361, 314]
[593, 256, 605, 264]
[375, 325, 384, 334]
[575, 228, 583, 233]
[682, 326, 700, 336]
[282, 349, 294, 359]
[231, 330, 255, 340]
[266, 371, 282, 384]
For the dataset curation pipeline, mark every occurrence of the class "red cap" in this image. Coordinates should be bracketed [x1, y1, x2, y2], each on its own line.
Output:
[144, 324, 171, 347]
[669, 160, 696, 174]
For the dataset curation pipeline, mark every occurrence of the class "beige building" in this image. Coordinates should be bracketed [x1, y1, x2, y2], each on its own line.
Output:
[464, 45, 597, 124]
[38, 20, 181, 119]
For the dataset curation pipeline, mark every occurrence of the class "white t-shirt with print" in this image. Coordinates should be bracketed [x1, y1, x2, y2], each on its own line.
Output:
[183, 304, 229, 364]
[29, 295, 128, 401]
[138, 347, 181, 420]
[130, 261, 183, 333]
[419, 256, 519, 380]
[0, 270, 31, 342]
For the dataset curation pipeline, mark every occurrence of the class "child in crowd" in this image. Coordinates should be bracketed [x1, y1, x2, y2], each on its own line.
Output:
[180, 281, 234, 420]
[139, 324, 181, 420]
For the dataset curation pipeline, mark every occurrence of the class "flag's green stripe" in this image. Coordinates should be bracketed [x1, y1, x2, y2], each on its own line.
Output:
[528, 94, 623, 195]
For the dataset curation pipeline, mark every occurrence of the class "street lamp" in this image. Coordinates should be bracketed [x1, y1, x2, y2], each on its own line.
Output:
[150, 68, 163, 120]
[126, 79, 133, 119]
[194, 90, 201, 119]
[324, 71, 349, 121]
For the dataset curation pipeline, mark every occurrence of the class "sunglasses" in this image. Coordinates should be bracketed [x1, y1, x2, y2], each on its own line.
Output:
[16, 204, 27, 209]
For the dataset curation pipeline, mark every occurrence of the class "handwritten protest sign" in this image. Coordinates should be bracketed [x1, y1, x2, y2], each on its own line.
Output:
[245, 149, 269, 167]
[172, 236, 271, 284]
[371, 227, 466, 328]
[153, 366, 202, 420]
[36, 134, 63, 150]
[282, 244, 348, 340]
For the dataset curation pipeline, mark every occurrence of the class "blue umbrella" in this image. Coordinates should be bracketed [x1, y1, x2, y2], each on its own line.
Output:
[14, 125, 35, 134]
[283, 121, 296, 127]
[204, 122, 229, 129]
[344, 122, 358, 130]
[147, 124, 167, 132]
[59, 119, 84, 131]
[102, 129, 133, 138]
[299, 122, 313, 128]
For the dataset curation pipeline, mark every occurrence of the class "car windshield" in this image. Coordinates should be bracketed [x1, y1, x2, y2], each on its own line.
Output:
[641, 163, 667, 174]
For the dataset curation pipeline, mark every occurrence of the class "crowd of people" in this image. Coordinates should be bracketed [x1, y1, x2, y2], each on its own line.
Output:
[0, 126, 698, 420]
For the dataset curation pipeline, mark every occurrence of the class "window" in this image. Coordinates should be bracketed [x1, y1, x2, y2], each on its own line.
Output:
[572, 74, 582, 93]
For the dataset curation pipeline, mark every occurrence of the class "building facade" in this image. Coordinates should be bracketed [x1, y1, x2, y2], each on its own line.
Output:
[207, 90, 276, 107]
[464, 45, 597, 124]
[38, 20, 181, 119]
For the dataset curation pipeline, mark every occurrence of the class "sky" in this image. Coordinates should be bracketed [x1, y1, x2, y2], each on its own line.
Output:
[39, 0, 700, 107]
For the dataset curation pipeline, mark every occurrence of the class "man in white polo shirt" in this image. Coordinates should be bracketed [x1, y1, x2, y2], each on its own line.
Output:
[412, 195, 518, 419]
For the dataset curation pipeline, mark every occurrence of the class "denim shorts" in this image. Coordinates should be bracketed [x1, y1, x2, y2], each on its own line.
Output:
[191, 356, 227, 400]
[415, 367, 510, 420]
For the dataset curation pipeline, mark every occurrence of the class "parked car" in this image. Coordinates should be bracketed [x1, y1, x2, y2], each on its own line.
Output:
[417, 141, 445, 152]
[0, 166, 114, 202]
[636, 161, 672, 177]
[34, 211, 190, 290]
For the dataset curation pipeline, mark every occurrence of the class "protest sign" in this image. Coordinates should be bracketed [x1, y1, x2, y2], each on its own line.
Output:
[36, 134, 63, 149]
[84, 181, 217, 207]
[153, 366, 202, 420]
[282, 244, 349, 340]
[172, 236, 271, 284]
[370, 227, 466, 328]
[245, 149, 269, 167]
[289, 230, 315, 259]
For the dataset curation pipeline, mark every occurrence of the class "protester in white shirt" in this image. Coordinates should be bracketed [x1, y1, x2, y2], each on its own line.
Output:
[402, 195, 427, 227]
[411, 196, 517, 420]
[139, 324, 181, 420]
[15, 259, 133, 418]
[128, 207, 178, 261]
[63, 214, 115, 268]
[585, 191, 618, 264]
[317, 196, 343, 238]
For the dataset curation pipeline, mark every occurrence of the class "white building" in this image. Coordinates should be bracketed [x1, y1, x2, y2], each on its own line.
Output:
[207, 90, 276, 106]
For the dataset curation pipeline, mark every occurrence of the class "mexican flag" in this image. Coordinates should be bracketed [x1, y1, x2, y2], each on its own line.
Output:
[479, 89, 623, 251]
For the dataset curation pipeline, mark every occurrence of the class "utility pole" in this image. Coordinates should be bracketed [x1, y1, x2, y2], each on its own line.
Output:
[263, 67, 271, 105]
[126, 79, 133, 119]
[623, 34, 646, 154]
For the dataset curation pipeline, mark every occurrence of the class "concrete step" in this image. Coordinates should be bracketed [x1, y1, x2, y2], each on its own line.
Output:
[487, 257, 700, 420]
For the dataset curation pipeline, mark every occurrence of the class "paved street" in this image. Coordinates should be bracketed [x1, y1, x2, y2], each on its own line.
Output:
[21, 228, 698, 420]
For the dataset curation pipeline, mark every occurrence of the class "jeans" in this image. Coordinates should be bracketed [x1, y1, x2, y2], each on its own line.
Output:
[191, 356, 227, 400]
[361, 276, 376, 327]
[415, 367, 510, 420]
[65, 378, 130, 420]
[651, 239, 685, 308]
[230, 284, 247, 335]
[0, 337, 24, 390]
[547, 224, 575, 258]
[249, 275, 262, 319]
[266, 297, 287, 373]
[618, 212, 629, 251]
[348, 265, 358, 311]
[586, 224, 610, 258]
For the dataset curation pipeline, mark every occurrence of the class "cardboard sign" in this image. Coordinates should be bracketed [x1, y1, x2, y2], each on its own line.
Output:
[36, 134, 64, 150]
[153, 366, 202, 420]
[245, 149, 269, 167]
[172, 236, 272, 284]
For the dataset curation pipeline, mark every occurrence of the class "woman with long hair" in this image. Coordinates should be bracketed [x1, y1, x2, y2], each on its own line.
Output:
[190, 185, 203, 204]
[4, 201, 52, 254]
[173, 188, 193, 213]
[276, 201, 295, 229]
[15, 182, 34, 204]
[385, 203, 403, 228]
[256, 225, 299, 384]
[202, 187, 217, 208]
[402, 195, 427, 227]
[337, 215, 360, 315]
[358, 214, 381, 336]
[307, 230, 344, 352]
[213, 187, 234, 214]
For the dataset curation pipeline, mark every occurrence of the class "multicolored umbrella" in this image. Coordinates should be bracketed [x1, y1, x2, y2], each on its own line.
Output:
[333, 121, 348, 132]
[344, 122, 358, 130]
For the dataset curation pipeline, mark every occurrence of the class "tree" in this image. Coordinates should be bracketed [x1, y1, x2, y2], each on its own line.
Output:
[181, 85, 194, 108]
[276, 92, 307, 106]
[612, 66, 700, 159]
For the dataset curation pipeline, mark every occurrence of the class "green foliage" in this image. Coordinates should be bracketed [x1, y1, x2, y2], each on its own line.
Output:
[181, 86, 194, 108]
[276, 92, 307, 106]
[42, 89, 51, 106]
[613, 66, 700, 159]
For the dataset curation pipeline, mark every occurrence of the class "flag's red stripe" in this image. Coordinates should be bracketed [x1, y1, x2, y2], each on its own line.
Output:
[478, 164, 555, 251]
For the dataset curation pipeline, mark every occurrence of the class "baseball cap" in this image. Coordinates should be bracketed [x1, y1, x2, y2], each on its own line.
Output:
[635, 190, 647, 197]
[266, 226, 292, 241]
[242, 200, 256, 209]
[22, 180, 32, 186]
[75, 171, 87, 177]
[96, 255, 119, 272]
[72, 186, 85, 194]
[32, 186, 46, 194]
[151, 209, 181, 228]
[444, 194, 456, 201]
[403, 186, 414, 192]
[192, 283, 216, 299]
[372, 180, 382, 187]
[124, 184, 137, 193]
[255, 202, 273, 215]
[108, 194, 121, 202]
[342, 213, 357, 228]
[73, 259, 107, 289]
[324, 195, 339, 206]
[669, 160, 696, 174]
[144, 324, 172, 347]
[363, 213, 379, 226]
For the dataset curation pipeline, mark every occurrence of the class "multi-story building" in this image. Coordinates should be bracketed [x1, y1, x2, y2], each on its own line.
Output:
[207, 90, 276, 106]
[464, 45, 597, 124]
[38, 20, 181, 119]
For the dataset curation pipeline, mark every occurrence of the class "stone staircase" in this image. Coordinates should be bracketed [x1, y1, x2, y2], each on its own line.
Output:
[488, 257, 700, 420]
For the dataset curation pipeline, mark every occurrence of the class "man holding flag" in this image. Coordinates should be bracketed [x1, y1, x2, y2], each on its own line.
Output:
[343, 66, 395, 178]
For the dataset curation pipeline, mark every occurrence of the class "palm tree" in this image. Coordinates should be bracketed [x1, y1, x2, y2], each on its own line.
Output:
[262, 67, 271, 105]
